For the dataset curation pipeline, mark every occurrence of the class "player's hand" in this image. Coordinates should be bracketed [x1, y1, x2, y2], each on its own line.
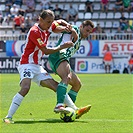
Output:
[64, 24, 72, 32]
[63, 41, 74, 48]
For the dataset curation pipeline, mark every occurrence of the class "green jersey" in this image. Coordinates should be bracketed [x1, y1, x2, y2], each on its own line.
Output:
[48, 25, 81, 73]
[57, 25, 81, 58]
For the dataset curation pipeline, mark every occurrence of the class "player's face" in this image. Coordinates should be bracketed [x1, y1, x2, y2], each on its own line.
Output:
[80, 25, 93, 39]
[40, 16, 54, 30]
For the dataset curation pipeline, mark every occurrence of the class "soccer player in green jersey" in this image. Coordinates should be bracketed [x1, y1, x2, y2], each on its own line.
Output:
[48, 20, 94, 118]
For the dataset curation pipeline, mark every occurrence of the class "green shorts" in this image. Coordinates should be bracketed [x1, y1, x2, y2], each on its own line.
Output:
[48, 52, 69, 74]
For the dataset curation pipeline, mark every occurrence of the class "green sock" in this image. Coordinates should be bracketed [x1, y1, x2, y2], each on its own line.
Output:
[56, 82, 67, 104]
[68, 89, 77, 103]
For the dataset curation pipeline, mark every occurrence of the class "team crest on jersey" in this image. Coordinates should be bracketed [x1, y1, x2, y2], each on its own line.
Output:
[37, 38, 44, 45]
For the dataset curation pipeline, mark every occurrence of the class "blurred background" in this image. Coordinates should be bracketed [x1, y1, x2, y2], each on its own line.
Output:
[0, 0, 133, 74]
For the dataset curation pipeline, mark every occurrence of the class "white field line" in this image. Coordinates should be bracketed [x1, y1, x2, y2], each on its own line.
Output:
[84, 119, 132, 122]
[9, 118, 132, 122]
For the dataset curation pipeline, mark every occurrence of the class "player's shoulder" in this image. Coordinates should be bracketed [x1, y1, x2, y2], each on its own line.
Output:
[30, 23, 41, 34]
[72, 25, 79, 30]
[31, 23, 39, 30]
[72, 25, 80, 33]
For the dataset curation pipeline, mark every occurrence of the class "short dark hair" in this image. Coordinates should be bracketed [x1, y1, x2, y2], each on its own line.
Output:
[82, 20, 94, 28]
[39, 10, 55, 20]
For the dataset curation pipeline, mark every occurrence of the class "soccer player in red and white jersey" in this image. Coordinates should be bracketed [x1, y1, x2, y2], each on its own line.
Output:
[3, 9, 79, 124]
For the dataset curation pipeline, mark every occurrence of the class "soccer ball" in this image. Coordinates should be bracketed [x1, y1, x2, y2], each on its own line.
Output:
[60, 107, 76, 122]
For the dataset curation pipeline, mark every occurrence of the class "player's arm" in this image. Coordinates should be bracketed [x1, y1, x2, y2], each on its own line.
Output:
[70, 28, 78, 43]
[52, 20, 72, 33]
[53, 25, 71, 33]
[56, 19, 71, 26]
[54, 25, 78, 43]
[30, 29, 74, 55]
[52, 21, 78, 42]
[40, 41, 74, 55]
[56, 19, 78, 42]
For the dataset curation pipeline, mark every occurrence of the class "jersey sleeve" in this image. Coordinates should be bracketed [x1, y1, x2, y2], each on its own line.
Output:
[51, 21, 60, 31]
[29, 29, 46, 49]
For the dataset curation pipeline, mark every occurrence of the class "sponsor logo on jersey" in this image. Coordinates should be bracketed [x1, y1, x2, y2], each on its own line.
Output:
[37, 38, 44, 45]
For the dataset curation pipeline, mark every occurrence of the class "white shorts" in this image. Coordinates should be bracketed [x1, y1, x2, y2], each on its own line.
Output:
[104, 61, 112, 65]
[17, 64, 52, 86]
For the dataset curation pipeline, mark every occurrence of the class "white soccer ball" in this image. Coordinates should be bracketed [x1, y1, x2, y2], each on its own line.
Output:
[60, 107, 76, 122]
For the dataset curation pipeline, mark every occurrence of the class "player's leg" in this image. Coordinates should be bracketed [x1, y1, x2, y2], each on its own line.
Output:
[3, 78, 32, 124]
[35, 66, 78, 113]
[52, 61, 81, 111]
[129, 64, 132, 73]
[108, 64, 111, 73]
[40, 79, 78, 111]
[68, 71, 91, 119]
[54, 61, 72, 112]
[104, 62, 108, 73]
[3, 64, 34, 124]
[40, 78, 68, 113]
[68, 71, 81, 103]
[48, 53, 78, 111]
[131, 65, 133, 73]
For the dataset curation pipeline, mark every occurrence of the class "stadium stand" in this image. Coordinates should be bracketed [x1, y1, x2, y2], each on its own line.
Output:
[84, 12, 92, 19]
[0, 0, 132, 40]
[106, 12, 114, 19]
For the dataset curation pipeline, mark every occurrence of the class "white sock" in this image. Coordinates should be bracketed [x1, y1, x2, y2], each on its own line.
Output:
[64, 93, 78, 110]
[6, 93, 24, 118]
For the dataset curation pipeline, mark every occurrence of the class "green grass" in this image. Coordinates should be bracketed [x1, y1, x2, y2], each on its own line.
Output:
[0, 74, 132, 133]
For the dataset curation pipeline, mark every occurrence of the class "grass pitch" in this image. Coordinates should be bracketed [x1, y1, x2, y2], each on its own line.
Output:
[0, 74, 132, 133]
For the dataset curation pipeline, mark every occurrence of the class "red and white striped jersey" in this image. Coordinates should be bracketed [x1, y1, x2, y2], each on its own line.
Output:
[20, 22, 58, 65]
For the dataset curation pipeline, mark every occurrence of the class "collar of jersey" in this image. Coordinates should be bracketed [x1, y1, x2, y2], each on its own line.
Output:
[35, 23, 46, 32]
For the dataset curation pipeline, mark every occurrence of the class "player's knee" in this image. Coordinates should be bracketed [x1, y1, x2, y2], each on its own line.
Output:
[72, 81, 82, 92]
[61, 75, 71, 84]
[67, 75, 71, 82]
[78, 80, 82, 89]
[19, 85, 30, 96]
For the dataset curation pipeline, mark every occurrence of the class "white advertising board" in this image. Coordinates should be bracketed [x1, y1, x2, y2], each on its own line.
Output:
[99, 40, 133, 57]
[75, 58, 128, 74]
